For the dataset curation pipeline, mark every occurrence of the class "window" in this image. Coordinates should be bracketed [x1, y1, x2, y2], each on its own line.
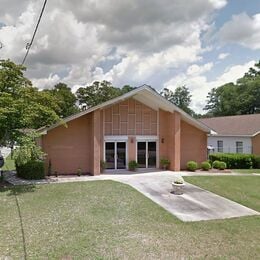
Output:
[217, 140, 223, 153]
[236, 141, 243, 153]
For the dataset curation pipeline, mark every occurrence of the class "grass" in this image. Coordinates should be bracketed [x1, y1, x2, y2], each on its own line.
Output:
[0, 180, 259, 259]
[233, 169, 260, 174]
[184, 176, 260, 212]
[2, 154, 15, 171]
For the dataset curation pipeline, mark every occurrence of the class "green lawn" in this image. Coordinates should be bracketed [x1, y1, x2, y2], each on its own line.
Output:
[0, 180, 259, 259]
[2, 154, 15, 171]
[233, 169, 260, 174]
[184, 176, 260, 211]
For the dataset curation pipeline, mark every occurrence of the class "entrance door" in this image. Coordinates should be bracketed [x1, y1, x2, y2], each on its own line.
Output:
[148, 142, 156, 168]
[116, 142, 126, 169]
[137, 141, 157, 168]
[105, 142, 126, 170]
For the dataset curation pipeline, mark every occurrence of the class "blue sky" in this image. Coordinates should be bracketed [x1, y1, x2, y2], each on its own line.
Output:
[0, 0, 259, 113]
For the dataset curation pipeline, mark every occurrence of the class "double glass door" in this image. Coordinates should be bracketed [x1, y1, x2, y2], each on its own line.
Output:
[137, 141, 157, 168]
[105, 142, 126, 170]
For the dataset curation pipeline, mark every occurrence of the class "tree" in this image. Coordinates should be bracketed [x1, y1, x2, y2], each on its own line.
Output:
[0, 59, 60, 146]
[204, 61, 260, 116]
[76, 80, 135, 108]
[44, 82, 79, 118]
[160, 86, 195, 115]
[204, 83, 239, 116]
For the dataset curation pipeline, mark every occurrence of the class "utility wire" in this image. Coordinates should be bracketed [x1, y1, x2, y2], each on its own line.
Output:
[21, 0, 47, 65]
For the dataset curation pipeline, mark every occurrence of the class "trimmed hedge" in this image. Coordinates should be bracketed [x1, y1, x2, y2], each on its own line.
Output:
[201, 161, 211, 171]
[209, 153, 260, 169]
[16, 160, 45, 180]
[187, 161, 198, 171]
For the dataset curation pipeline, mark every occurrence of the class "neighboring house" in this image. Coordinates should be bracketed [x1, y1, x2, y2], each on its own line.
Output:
[39, 85, 210, 175]
[199, 114, 260, 156]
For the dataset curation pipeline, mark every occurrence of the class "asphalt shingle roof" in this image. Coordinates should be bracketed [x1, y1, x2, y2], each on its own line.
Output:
[199, 114, 260, 136]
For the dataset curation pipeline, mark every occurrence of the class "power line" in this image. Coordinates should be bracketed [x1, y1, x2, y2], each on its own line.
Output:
[21, 0, 48, 65]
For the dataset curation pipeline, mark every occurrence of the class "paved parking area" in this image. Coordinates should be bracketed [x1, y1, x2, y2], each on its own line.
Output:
[4, 170, 259, 222]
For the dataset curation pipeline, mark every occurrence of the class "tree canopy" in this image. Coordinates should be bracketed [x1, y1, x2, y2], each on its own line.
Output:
[160, 86, 195, 116]
[76, 80, 135, 108]
[0, 60, 60, 145]
[44, 82, 79, 118]
[204, 61, 260, 116]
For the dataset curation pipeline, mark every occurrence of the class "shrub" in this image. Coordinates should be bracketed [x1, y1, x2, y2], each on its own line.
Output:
[16, 160, 45, 180]
[186, 161, 198, 171]
[100, 160, 107, 173]
[209, 153, 257, 169]
[212, 160, 221, 169]
[77, 167, 82, 176]
[160, 158, 170, 169]
[128, 160, 138, 171]
[218, 161, 227, 170]
[201, 161, 211, 171]
[14, 132, 46, 180]
[252, 155, 260, 168]
[212, 160, 227, 170]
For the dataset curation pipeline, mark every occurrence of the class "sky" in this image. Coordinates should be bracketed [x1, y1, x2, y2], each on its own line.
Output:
[0, 0, 259, 113]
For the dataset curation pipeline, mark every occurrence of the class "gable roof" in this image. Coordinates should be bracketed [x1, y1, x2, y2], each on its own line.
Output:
[199, 114, 260, 136]
[40, 85, 211, 134]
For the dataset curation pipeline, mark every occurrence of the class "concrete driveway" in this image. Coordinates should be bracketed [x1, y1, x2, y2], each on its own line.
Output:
[5, 170, 259, 222]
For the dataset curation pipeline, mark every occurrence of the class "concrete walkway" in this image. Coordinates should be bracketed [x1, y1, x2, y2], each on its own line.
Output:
[111, 172, 259, 221]
[4, 170, 259, 222]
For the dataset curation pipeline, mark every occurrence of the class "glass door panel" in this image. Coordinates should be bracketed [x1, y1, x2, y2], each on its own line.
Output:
[105, 142, 115, 169]
[137, 142, 146, 168]
[117, 142, 126, 169]
[148, 142, 156, 168]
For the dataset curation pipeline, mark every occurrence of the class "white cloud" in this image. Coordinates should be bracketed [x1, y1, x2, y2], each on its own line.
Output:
[187, 62, 213, 76]
[219, 13, 260, 50]
[164, 60, 256, 113]
[218, 52, 229, 60]
[32, 74, 60, 90]
[0, 0, 227, 89]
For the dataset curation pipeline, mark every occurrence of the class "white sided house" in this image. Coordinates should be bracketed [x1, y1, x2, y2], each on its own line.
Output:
[199, 114, 260, 156]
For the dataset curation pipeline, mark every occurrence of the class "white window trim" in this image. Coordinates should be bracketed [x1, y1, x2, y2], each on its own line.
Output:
[104, 135, 128, 141]
[236, 141, 243, 153]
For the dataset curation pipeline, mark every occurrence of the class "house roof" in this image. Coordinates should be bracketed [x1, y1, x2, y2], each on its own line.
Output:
[39, 85, 211, 134]
[199, 114, 260, 136]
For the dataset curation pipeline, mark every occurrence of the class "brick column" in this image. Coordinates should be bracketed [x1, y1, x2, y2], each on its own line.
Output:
[169, 112, 181, 171]
[92, 110, 101, 175]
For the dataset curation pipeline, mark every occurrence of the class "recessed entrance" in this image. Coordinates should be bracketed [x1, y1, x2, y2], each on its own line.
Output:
[105, 142, 126, 170]
[137, 141, 157, 168]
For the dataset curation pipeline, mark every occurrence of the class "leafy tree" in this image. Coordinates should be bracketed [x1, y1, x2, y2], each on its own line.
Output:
[0, 59, 60, 146]
[160, 86, 195, 115]
[76, 80, 135, 108]
[13, 131, 45, 166]
[204, 83, 238, 116]
[204, 61, 260, 116]
[44, 82, 79, 118]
